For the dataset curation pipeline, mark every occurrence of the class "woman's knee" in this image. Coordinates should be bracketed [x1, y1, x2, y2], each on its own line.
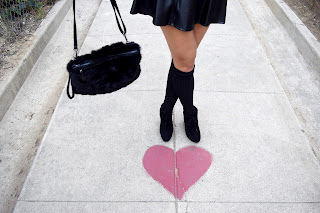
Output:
[173, 51, 196, 72]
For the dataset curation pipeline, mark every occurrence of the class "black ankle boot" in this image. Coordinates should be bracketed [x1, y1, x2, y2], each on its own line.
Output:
[183, 106, 201, 143]
[160, 103, 173, 142]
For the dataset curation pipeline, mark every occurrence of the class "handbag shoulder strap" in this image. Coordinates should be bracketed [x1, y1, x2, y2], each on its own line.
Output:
[73, 0, 128, 56]
[110, 0, 128, 42]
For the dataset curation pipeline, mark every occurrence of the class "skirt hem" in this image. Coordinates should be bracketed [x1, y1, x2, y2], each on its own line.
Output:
[130, 11, 226, 32]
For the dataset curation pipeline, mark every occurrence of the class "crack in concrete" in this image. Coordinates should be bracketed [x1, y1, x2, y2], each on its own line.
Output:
[173, 109, 178, 213]
[173, 108, 189, 213]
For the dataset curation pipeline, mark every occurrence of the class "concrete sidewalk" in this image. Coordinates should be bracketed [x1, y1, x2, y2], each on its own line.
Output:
[13, 0, 320, 212]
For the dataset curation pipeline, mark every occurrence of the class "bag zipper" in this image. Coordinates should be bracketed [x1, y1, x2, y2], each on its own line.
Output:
[72, 49, 139, 71]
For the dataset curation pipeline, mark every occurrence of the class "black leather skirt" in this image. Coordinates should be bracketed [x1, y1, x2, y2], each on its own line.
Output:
[129, 0, 228, 31]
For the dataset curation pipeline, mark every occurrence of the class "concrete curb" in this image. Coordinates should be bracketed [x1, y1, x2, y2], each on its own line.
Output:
[265, 0, 320, 75]
[0, 0, 73, 121]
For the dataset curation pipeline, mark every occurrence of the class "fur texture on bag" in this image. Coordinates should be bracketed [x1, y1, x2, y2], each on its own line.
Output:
[66, 41, 142, 96]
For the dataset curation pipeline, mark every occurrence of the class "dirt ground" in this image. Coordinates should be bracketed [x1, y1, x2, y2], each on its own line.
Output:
[283, 0, 320, 41]
[0, 4, 55, 81]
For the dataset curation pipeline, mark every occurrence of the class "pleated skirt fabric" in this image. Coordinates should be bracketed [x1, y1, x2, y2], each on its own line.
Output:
[130, 0, 228, 31]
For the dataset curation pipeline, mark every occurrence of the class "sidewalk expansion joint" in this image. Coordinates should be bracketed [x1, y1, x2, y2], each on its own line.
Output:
[173, 108, 179, 213]
[17, 200, 175, 203]
[17, 200, 320, 204]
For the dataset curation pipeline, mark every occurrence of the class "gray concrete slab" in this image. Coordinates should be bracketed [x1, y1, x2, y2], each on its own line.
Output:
[174, 92, 320, 202]
[178, 202, 320, 213]
[17, 91, 175, 202]
[14, 201, 176, 213]
[194, 33, 284, 93]
[240, 0, 320, 162]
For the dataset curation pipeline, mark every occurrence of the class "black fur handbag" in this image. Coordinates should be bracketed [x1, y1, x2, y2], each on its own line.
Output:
[66, 0, 142, 99]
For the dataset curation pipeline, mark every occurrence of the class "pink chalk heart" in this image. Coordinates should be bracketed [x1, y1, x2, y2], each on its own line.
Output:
[143, 145, 212, 200]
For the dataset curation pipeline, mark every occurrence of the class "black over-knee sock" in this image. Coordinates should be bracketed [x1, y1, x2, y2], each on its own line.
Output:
[162, 59, 178, 112]
[171, 63, 196, 114]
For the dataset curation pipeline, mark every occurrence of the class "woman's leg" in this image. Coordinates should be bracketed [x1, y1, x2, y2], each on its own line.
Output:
[160, 25, 197, 72]
[159, 24, 209, 142]
[160, 25, 198, 115]
[160, 23, 210, 71]
[193, 23, 210, 49]
[160, 24, 211, 112]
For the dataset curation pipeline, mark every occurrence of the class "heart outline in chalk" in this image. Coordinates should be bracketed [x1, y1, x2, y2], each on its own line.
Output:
[143, 145, 212, 200]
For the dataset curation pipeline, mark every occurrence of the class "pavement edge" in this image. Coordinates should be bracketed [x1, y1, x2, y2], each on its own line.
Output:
[265, 0, 320, 75]
[0, 0, 73, 121]
[264, 0, 320, 161]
